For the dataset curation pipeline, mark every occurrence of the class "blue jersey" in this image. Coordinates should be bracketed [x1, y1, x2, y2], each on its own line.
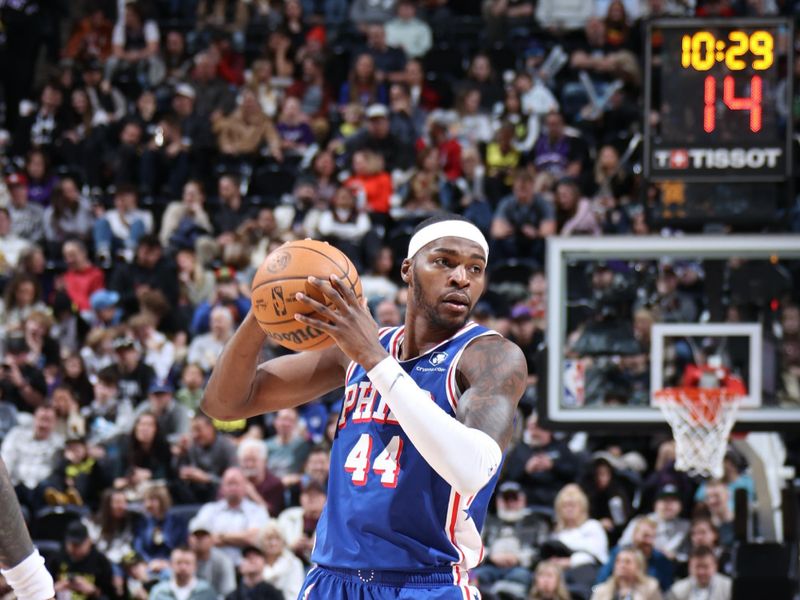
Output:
[311, 322, 502, 581]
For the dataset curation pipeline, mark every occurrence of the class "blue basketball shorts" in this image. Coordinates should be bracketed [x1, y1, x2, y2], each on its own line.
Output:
[297, 565, 482, 599]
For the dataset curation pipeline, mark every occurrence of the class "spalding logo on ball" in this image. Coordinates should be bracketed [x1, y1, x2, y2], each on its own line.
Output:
[251, 240, 363, 352]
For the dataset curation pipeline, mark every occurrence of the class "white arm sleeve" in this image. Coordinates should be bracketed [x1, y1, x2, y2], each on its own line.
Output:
[367, 356, 502, 497]
[1, 549, 55, 600]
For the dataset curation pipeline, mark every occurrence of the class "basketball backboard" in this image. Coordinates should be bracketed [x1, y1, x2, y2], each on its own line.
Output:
[539, 235, 800, 431]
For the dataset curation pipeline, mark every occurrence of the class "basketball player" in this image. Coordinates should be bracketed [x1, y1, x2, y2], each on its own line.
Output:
[203, 214, 527, 599]
[0, 458, 55, 600]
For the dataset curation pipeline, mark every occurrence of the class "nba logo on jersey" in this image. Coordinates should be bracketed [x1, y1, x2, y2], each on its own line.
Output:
[430, 351, 448, 366]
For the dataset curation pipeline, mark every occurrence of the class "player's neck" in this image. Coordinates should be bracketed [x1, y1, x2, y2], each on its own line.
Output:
[399, 313, 463, 360]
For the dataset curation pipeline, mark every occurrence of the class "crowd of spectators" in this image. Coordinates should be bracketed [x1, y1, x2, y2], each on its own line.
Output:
[0, 0, 800, 599]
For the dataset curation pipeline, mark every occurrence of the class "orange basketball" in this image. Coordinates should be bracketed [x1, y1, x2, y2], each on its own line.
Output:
[251, 240, 362, 352]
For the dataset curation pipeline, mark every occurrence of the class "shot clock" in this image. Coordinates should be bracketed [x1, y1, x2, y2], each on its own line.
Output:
[644, 19, 793, 224]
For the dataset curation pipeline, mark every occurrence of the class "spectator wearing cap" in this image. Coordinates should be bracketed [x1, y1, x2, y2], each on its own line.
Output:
[259, 523, 305, 600]
[475, 481, 548, 596]
[277, 479, 327, 564]
[188, 521, 237, 598]
[134, 378, 191, 441]
[93, 185, 153, 265]
[109, 335, 156, 406]
[1, 404, 62, 509]
[619, 483, 690, 562]
[41, 432, 109, 510]
[187, 306, 236, 373]
[46, 521, 117, 600]
[238, 438, 285, 518]
[191, 467, 271, 565]
[172, 414, 238, 504]
[0, 334, 48, 411]
[6, 172, 45, 244]
[89, 289, 122, 328]
[344, 102, 414, 171]
[190, 267, 250, 336]
[385, 0, 432, 58]
[226, 543, 283, 600]
[555, 177, 601, 236]
[666, 545, 731, 600]
[0, 207, 32, 274]
[597, 517, 675, 591]
[490, 169, 556, 265]
[502, 413, 580, 507]
[61, 239, 105, 314]
[109, 234, 179, 314]
[508, 303, 545, 404]
[149, 546, 217, 600]
[212, 88, 283, 161]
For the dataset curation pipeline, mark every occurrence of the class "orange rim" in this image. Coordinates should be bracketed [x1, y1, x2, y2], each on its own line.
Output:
[654, 387, 741, 424]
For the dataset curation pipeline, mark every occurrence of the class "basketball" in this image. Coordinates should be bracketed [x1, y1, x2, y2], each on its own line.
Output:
[251, 240, 362, 352]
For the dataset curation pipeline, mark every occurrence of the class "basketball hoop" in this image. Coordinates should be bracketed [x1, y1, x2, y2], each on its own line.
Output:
[654, 387, 743, 479]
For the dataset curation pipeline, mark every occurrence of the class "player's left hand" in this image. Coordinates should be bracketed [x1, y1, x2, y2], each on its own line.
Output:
[295, 274, 388, 370]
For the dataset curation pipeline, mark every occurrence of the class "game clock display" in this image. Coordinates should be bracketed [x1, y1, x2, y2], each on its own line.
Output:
[645, 19, 792, 181]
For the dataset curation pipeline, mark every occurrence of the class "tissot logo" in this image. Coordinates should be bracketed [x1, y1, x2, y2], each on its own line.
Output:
[654, 147, 782, 170]
[429, 352, 448, 366]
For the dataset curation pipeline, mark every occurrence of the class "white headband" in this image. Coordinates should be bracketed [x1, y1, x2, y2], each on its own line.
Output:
[406, 220, 489, 261]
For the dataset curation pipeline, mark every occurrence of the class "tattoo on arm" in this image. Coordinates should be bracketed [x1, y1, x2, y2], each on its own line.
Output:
[0, 458, 34, 569]
[455, 336, 528, 450]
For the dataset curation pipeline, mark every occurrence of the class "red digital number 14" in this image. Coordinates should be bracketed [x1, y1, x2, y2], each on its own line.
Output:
[703, 75, 762, 133]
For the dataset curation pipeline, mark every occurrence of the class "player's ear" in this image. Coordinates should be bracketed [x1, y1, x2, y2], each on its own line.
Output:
[400, 259, 412, 284]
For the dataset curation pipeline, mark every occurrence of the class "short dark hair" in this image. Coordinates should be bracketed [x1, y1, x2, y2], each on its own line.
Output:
[690, 545, 717, 562]
[412, 213, 472, 236]
[137, 234, 162, 249]
[114, 183, 138, 199]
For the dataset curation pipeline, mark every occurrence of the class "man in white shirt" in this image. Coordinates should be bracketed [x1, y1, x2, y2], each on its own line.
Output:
[0, 207, 30, 274]
[385, 0, 432, 58]
[0, 405, 63, 508]
[191, 468, 271, 564]
[149, 546, 217, 600]
[667, 545, 732, 600]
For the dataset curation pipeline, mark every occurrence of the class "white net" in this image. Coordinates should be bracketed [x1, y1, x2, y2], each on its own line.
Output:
[654, 388, 743, 479]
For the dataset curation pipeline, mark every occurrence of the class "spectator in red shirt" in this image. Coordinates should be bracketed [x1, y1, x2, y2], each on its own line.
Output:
[61, 239, 105, 313]
[345, 150, 393, 215]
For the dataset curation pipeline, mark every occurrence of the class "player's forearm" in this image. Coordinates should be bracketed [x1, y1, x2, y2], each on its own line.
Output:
[367, 357, 501, 496]
[201, 312, 267, 421]
[0, 459, 54, 600]
[0, 459, 33, 568]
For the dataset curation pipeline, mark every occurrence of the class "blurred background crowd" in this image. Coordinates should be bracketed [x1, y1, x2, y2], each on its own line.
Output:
[1, 0, 800, 598]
